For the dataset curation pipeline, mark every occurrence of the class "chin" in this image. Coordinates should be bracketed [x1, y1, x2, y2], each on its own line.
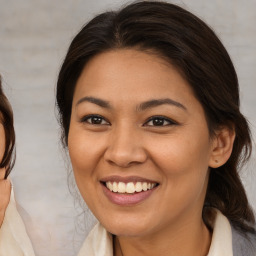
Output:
[106, 224, 150, 237]
[99, 213, 154, 237]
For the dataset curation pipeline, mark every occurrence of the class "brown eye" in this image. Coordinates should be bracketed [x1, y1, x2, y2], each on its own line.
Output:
[145, 116, 176, 126]
[81, 115, 110, 125]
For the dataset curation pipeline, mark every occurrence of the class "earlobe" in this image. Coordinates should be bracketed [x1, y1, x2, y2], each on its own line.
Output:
[209, 127, 236, 168]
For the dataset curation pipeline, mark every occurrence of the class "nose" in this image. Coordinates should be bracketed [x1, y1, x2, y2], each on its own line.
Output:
[104, 125, 147, 168]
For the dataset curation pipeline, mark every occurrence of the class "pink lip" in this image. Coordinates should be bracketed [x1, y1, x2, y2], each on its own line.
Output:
[101, 182, 158, 206]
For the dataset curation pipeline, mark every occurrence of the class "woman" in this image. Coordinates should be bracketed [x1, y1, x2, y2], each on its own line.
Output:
[0, 76, 35, 256]
[56, 1, 256, 256]
[0, 75, 15, 227]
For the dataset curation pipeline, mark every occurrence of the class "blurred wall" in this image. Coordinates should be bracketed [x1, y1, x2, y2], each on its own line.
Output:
[0, 0, 255, 255]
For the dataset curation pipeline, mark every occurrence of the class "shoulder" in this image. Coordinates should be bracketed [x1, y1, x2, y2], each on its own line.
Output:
[231, 225, 256, 256]
[0, 186, 35, 256]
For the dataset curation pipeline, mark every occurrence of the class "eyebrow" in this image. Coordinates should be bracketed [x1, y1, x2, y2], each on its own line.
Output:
[137, 98, 187, 111]
[76, 96, 186, 111]
[76, 96, 111, 109]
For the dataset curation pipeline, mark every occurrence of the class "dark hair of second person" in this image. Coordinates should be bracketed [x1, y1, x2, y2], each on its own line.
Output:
[0, 76, 15, 178]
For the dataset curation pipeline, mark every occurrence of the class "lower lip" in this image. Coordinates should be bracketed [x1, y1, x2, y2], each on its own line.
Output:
[101, 183, 158, 206]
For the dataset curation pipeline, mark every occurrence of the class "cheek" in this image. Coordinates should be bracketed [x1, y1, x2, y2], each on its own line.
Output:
[67, 126, 107, 198]
[0, 125, 5, 161]
[68, 138, 93, 173]
[146, 127, 211, 202]
[145, 135, 211, 223]
[68, 132, 96, 206]
[0, 125, 6, 178]
[68, 125, 103, 173]
[148, 132, 211, 174]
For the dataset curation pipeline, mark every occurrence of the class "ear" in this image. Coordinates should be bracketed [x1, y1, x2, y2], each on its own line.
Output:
[209, 126, 236, 168]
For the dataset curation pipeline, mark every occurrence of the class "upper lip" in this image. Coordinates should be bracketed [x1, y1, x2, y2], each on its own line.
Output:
[100, 175, 159, 184]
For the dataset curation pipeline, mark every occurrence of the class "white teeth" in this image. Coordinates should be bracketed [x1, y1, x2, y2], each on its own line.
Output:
[113, 182, 118, 192]
[142, 182, 148, 191]
[105, 181, 157, 194]
[135, 182, 143, 192]
[118, 182, 126, 193]
[106, 181, 113, 191]
[126, 182, 135, 193]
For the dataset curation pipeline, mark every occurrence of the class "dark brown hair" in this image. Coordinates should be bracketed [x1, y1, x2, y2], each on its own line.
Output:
[0, 76, 15, 178]
[56, 1, 255, 233]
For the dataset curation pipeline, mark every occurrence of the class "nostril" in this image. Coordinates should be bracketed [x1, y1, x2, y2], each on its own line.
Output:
[104, 142, 148, 168]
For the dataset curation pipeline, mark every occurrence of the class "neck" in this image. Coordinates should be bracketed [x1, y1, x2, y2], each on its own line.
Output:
[114, 212, 211, 256]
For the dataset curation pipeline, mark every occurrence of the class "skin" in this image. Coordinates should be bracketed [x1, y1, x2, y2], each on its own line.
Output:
[0, 123, 11, 227]
[68, 49, 235, 256]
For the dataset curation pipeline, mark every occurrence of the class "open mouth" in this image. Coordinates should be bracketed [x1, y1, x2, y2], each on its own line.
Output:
[103, 181, 159, 194]
[100, 178, 160, 205]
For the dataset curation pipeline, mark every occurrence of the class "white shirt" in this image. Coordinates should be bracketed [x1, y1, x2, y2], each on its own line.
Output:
[77, 209, 233, 256]
[0, 188, 35, 256]
[0, 190, 233, 256]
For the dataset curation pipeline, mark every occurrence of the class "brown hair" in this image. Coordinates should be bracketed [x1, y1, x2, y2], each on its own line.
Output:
[56, 1, 255, 233]
[0, 76, 15, 178]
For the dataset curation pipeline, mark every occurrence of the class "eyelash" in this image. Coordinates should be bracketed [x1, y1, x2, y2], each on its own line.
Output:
[144, 116, 177, 127]
[80, 114, 110, 125]
[80, 114, 177, 127]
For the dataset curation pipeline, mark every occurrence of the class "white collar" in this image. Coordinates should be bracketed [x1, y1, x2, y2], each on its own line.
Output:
[0, 186, 35, 256]
[77, 209, 233, 256]
[207, 209, 233, 256]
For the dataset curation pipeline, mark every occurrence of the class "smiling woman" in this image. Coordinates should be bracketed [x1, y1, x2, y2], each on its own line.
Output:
[69, 50, 215, 250]
[56, 1, 256, 256]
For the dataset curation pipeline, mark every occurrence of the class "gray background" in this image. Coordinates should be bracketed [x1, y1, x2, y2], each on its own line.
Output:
[0, 0, 255, 255]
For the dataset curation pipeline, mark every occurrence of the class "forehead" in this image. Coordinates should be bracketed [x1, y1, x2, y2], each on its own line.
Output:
[73, 49, 196, 105]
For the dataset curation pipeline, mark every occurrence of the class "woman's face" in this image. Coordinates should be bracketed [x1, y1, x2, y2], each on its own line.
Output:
[68, 49, 216, 237]
[0, 123, 6, 178]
